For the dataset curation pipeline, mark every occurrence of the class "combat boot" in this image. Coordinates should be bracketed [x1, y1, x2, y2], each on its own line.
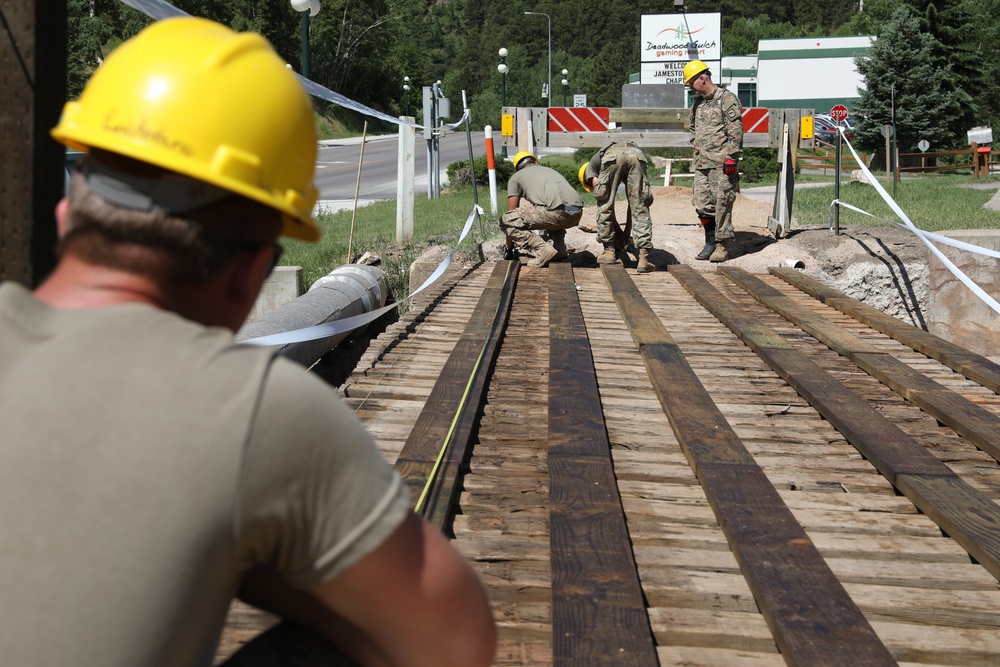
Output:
[696, 217, 716, 261]
[597, 245, 619, 265]
[524, 233, 559, 268]
[709, 240, 730, 263]
[636, 248, 655, 273]
[549, 231, 569, 261]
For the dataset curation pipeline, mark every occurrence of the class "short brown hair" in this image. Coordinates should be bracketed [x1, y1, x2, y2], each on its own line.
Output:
[61, 151, 282, 285]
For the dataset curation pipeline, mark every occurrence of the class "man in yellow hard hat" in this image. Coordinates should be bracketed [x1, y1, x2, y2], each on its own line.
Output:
[500, 151, 583, 267]
[0, 17, 495, 667]
[579, 142, 657, 272]
[686, 59, 743, 262]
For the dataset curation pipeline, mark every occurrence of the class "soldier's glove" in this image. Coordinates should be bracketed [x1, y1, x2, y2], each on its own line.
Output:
[723, 159, 738, 176]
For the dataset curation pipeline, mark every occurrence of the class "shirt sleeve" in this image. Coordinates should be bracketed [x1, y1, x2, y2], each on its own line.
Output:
[236, 357, 411, 590]
[722, 92, 744, 159]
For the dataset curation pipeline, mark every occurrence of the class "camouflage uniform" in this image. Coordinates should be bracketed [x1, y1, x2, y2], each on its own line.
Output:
[690, 86, 743, 242]
[501, 164, 583, 254]
[584, 142, 654, 250]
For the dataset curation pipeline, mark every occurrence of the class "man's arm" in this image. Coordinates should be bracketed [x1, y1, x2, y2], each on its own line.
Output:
[312, 511, 497, 667]
[722, 92, 744, 158]
[239, 512, 495, 667]
[236, 363, 495, 667]
[507, 194, 520, 211]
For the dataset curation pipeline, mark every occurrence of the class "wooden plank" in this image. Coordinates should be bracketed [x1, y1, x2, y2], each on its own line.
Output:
[394, 261, 519, 529]
[547, 262, 658, 666]
[603, 264, 897, 667]
[546, 131, 693, 149]
[614, 290, 674, 347]
[851, 352, 1000, 462]
[895, 474, 1000, 581]
[721, 267, 881, 355]
[770, 266, 1000, 394]
[668, 265, 1000, 588]
[641, 343, 757, 470]
[461, 260, 518, 339]
[608, 107, 688, 124]
[724, 267, 1000, 465]
[548, 342, 609, 456]
[754, 347, 949, 484]
[698, 464, 897, 667]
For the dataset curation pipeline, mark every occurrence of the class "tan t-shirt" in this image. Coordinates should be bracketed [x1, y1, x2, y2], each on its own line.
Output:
[508, 164, 584, 210]
[0, 281, 410, 666]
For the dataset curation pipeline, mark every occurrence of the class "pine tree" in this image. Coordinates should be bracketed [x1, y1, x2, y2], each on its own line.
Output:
[904, 0, 985, 143]
[854, 6, 961, 152]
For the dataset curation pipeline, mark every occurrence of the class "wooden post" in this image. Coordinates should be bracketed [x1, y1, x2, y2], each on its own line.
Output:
[396, 117, 415, 243]
[1, 1, 67, 286]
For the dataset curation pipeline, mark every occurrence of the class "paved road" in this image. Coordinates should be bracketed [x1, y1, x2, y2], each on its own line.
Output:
[315, 130, 489, 212]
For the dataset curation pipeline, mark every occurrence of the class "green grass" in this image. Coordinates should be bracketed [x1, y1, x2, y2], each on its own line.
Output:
[281, 187, 503, 312]
[791, 172, 1000, 230]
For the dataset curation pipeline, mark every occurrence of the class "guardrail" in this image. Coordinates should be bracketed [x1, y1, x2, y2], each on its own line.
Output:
[501, 106, 816, 151]
[898, 143, 993, 178]
[797, 142, 867, 173]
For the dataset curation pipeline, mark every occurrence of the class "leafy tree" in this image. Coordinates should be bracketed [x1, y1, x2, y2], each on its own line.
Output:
[792, 0, 859, 33]
[582, 38, 641, 108]
[964, 0, 1000, 130]
[902, 0, 986, 141]
[853, 6, 961, 151]
[836, 0, 903, 35]
[725, 15, 801, 55]
[66, 0, 114, 97]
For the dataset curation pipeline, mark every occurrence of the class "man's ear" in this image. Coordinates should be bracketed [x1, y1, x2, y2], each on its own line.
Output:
[55, 198, 70, 236]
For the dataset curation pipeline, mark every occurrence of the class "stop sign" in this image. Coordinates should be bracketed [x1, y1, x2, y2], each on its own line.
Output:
[830, 104, 849, 122]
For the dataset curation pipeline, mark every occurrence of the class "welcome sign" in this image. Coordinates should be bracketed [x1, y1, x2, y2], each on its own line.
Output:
[640, 13, 722, 83]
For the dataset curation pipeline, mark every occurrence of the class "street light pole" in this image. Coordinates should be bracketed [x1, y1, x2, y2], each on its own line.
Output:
[498, 47, 508, 157]
[561, 68, 568, 107]
[524, 12, 550, 108]
[403, 76, 410, 117]
[290, 0, 320, 79]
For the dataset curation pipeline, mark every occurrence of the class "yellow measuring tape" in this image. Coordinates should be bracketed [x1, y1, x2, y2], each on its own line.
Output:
[413, 260, 515, 513]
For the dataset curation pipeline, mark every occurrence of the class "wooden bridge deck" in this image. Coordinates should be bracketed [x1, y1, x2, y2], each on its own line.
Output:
[217, 259, 1000, 667]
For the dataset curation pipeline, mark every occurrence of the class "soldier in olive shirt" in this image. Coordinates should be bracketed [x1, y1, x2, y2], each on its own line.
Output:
[501, 151, 583, 267]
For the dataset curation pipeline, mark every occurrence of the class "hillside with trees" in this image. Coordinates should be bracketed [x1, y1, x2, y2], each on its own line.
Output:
[68, 0, 999, 151]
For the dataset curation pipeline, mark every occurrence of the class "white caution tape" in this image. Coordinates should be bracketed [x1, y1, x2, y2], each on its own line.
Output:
[838, 128, 1000, 315]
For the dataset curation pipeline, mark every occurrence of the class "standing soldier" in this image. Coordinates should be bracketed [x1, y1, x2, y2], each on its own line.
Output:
[686, 59, 743, 262]
[501, 151, 583, 267]
[579, 142, 656, 273]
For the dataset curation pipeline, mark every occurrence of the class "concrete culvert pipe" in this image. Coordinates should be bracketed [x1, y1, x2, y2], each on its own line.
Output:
[236, 264, 387, 368]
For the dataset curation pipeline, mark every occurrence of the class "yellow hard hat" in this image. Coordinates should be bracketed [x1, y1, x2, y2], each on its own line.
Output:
[512, 151, 536, 169]
[684, 59, 710, 86]
[578, 163, 593, 192]
[51, 17, 321, 242]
